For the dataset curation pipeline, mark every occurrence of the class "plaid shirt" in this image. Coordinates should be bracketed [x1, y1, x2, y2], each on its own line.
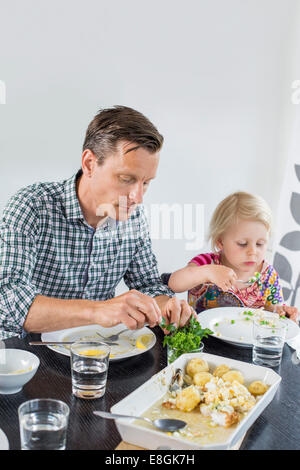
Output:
[0, 171, 173, 339]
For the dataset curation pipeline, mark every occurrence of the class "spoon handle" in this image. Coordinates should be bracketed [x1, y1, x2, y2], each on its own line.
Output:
[93, 410, 149, 423]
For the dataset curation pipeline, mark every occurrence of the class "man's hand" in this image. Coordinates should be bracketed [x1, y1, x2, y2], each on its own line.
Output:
[156, 296, 197, 334]
[92, 290, 162, 329]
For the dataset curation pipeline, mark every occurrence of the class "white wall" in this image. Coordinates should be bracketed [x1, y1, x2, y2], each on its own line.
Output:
[0, 0, 298, 296]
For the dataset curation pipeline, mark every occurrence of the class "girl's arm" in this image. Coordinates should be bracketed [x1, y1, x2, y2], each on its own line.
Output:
[168, 263, 237, 293]
[168, 263, 211, 293]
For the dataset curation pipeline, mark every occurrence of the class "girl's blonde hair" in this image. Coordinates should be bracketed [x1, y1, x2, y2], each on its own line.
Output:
[208, 191, 272, 252]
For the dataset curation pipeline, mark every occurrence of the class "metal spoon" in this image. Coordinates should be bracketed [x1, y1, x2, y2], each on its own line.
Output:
[93, 410, 186, 432]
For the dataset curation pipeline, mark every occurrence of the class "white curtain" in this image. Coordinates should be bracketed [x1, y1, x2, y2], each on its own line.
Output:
[272, 110, 300, 307]
[272, 3, 300, 309]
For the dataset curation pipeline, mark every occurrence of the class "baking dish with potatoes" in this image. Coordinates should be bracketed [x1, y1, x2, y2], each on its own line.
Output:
[111, 353, 281, 450]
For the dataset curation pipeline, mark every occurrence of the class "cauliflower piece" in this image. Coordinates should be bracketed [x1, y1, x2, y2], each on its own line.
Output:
[200, 402, 239, 428]
[211, 407, 239, 428]
[199, 403, 212, 417]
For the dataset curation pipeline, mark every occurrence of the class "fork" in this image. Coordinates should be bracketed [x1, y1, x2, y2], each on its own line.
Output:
[204, 280, 252, 287]
[96, 328, 129, 342]
[236, 279, 253, 285]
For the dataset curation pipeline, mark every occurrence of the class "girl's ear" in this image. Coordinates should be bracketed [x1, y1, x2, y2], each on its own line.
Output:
[215, 238, 223, 252]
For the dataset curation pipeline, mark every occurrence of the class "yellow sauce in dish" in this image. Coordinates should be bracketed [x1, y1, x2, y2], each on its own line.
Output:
[136, 395, 241, 446]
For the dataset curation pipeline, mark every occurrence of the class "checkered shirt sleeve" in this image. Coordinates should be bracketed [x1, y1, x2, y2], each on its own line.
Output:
[0, 191, 40, 339]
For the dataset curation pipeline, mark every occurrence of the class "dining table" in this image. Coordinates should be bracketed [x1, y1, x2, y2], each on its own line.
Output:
[0, 326, 299, 451]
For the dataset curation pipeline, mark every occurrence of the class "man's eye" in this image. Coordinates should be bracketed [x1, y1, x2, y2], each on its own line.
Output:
[120, 177, 133, 184]
[237, 243, 247, 247]
[257, 243, 264, 247]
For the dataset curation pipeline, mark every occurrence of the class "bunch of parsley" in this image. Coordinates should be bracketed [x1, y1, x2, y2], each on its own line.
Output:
[160, 316, 213, 363]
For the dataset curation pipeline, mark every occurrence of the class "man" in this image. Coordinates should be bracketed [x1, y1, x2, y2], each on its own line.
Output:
[0, 106, 194, 339]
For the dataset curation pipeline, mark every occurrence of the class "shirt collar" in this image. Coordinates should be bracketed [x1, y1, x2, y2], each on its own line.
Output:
[63, 169, 85, 221]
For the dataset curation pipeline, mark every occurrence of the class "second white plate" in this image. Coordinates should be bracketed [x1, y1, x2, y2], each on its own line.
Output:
[198, 307, 300, 348]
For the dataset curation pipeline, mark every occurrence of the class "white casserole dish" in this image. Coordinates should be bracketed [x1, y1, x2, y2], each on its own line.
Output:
[111, 352, 281, 450]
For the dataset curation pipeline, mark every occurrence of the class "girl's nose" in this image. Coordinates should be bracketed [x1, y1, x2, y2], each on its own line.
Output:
[247, 244, 257, 256]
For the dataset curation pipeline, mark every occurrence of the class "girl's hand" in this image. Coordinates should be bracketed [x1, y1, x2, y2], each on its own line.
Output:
[275, 305, 299, 324]
[205, 265, 238, 292]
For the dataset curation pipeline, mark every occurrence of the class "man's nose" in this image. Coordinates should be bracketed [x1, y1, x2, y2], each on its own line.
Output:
[129, 183, 144, 204]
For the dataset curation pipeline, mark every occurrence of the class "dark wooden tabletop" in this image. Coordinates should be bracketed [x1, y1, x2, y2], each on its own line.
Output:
[0, 328, 299, 451]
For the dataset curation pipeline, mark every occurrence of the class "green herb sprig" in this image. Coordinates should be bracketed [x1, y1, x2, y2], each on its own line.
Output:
[160, 316, 213, 362]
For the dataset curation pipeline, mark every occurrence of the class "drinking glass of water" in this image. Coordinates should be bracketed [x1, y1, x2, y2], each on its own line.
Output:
[18, 399, 69, 450]
[252, 314, 287, 367]
[70, 341, 110, 399]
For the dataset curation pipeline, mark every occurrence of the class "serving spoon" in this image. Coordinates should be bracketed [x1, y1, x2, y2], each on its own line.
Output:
[93, 410, 186, 432]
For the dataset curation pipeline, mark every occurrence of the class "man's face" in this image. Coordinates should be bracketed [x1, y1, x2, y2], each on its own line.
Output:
[87, 141, 160, 221]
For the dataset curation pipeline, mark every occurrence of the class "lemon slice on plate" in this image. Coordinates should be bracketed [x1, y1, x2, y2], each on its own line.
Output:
[79, 349, 115, 358]
[79, 349, 106, 356]
[135, 334, 153, 350]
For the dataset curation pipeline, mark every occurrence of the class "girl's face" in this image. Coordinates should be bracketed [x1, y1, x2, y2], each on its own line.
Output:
[217, 218, 269, 275]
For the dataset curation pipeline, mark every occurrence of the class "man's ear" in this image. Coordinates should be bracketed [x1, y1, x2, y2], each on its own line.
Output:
[81, 150, 98, 177]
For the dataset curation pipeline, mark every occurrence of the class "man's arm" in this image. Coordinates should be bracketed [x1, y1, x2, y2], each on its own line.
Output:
[0, 196, 161, 338]
[123, 205, 193, 327]
[23, 290, 162, 333]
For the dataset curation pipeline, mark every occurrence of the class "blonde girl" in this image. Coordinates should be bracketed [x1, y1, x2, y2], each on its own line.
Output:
[167, 192, 299, 322]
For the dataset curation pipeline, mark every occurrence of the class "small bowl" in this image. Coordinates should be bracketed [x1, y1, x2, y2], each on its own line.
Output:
[0, 349, 40, 394]
[167, 342, 204, 364]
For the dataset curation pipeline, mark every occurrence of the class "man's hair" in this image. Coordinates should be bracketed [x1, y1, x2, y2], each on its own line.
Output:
[82, 105, 164, 164]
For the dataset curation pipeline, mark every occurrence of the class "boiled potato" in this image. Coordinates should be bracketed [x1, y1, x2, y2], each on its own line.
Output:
[213, 364, 230, 378]
[176, 385, 201, 412]
[193, 371, 213, 388]
[186, 358, 209, 377]
[222, 370, 244, 385]
[248, 380, 268, 396]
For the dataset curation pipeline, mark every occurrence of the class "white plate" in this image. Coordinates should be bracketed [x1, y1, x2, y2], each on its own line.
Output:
[41, 324, 156, 361]
[0, 428, 9, 450]
[198, 307, 300, 348]
[111, 352, 281, 450]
